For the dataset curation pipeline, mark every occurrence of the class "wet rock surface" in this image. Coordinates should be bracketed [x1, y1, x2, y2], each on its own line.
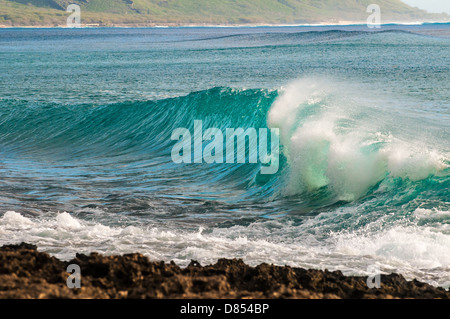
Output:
[0, 243, 448, 299]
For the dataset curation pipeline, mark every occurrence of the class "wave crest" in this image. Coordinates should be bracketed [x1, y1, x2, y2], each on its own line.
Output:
[268, 78, 448, 201]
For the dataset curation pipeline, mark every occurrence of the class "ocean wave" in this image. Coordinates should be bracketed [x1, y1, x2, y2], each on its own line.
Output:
[0, 80, 448, 205]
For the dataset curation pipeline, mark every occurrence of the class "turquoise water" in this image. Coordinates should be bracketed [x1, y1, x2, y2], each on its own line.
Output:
[0, 25, 449, 287]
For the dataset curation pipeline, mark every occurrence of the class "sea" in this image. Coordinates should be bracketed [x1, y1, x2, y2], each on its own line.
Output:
[0, 23, 448, 288]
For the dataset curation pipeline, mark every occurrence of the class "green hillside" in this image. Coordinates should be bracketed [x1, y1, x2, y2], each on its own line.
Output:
[0, 0, 448, 26]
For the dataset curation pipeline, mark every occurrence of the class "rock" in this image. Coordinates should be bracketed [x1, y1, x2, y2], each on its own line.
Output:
[0, 242, 448, 299]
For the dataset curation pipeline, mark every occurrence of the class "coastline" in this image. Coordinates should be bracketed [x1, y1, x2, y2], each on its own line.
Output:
[1, 21, 449, 29]
[1, 243, 448, 299]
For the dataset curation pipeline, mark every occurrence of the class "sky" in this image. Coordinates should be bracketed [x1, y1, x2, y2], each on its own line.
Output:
[401, 0, 450, 14]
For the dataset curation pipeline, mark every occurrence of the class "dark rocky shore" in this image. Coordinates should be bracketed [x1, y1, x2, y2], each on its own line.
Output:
[0, 243, 448, 299]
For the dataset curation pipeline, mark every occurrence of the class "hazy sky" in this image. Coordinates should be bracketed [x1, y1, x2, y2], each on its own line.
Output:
[401, 0, 450, 14]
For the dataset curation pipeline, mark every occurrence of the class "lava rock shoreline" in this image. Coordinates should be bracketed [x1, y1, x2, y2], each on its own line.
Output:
[0, 243, 448, 299]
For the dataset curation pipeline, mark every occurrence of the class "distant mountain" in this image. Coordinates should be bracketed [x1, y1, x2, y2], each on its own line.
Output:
[0, 0, 448, 26]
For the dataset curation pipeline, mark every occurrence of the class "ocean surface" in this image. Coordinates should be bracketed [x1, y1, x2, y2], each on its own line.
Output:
[0, 24, 449, 288]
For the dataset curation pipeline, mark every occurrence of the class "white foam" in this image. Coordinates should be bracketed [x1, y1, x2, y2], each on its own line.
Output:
[334, 225, 450, 269]
[0, 211, 35, 228]
[56, 212, 82, 230]
[1, 209, 449, 288]
[383, 146, 447, 181]
[414, 208, 450, 218]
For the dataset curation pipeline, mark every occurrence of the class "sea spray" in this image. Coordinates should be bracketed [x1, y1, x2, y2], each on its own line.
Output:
[268, 78, 448, 201]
